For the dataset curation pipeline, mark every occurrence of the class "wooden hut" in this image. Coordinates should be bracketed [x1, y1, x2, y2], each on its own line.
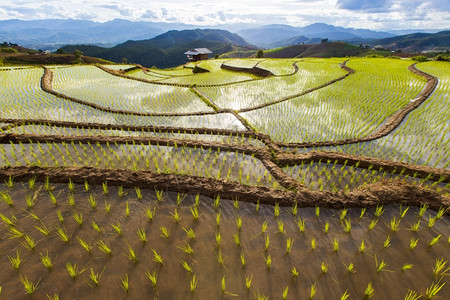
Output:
[184, 48, 212, 61]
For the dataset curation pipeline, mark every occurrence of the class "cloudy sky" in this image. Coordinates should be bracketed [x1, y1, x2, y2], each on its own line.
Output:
[0, 0, 449, 30]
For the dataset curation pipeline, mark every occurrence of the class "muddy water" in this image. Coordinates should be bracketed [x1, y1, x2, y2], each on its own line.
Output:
[0, 182, 448, 299]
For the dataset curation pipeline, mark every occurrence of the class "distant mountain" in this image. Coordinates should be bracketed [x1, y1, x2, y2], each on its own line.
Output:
[0, 19, 197, 51]
[237, 23, 395, 47]
[268, 36, 321, 48]
[372, 31, 450, 52]
[60, 29, 256, 68]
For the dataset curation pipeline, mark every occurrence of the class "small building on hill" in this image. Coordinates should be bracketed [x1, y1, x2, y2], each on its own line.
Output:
[184, 48, 212, 61]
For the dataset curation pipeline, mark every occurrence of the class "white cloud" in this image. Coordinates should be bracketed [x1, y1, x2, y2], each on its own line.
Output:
[0, 0, 448, 30]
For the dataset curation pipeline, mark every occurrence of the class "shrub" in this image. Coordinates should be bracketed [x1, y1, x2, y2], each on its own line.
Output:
[412, 55, 428, 62]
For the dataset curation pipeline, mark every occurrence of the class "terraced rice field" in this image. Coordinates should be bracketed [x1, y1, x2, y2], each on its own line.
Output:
[0, 58, 448, 299]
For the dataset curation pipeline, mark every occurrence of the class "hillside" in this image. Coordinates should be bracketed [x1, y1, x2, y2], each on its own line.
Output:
[373, 31, 450, 52]
[60, 29, 256, 68]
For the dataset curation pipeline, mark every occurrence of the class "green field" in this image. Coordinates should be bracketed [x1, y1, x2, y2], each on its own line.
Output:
[0, 58, 448, 299]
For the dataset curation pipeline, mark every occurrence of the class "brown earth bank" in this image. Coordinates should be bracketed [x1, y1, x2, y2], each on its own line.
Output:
[0, 166, 448, 214]
[276, 63, 437, 148]
[220, 62, 275, 77]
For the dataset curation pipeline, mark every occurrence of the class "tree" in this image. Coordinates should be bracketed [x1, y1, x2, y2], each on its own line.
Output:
[74, 49, 83, 64]
[256, 50, 264, 58]
[122, 57, 128, 64]
[56, 48, 67, 54]
[321, 38, 328, 44]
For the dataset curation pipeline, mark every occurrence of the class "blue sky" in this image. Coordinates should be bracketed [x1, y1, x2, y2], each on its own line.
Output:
[0, 0, 449, 30]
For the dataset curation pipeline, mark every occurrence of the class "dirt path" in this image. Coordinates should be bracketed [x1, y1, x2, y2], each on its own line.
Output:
[0, 166, 447, 213]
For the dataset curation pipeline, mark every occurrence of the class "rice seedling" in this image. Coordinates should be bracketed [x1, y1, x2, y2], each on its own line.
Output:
[390, 217, 401, 232]
[429, 235, 441, 247]
[56, 226, 70, 243]
[368, 218, 378, 230]
[104, 200, 111, 214]
[177, 243, 194, 255]
[277, 219, 285, 234]
[264, 234, 270, 251]
[419, 203, 429, 217]
[7, 226, 24, 239]
[20, 274, 39, 296]
[190, 205, 199, 221]
[402, 263, 413, 271]
[144, 206, 155, 221]
[296, 217, 305, 233]
[221, 276, 226, 294]
[66, 262, 85, 279]
[180, 259, 193, 273]
[435, 206, 447, 220]
[190, 274, 198, 293]
[261, 220, 268, 234]
[410, 220, 420, 232]
[40, 251, 54, 270]
[310, 282, 317, 299]
[8, 250, 22, 270]
[137, 228, 147, 243]
[22, 234, 37, 250]
[333, 238, 339, 252]
[245, 274, 252, 289]
[35, 222, 51, 236]
[321, 262, 328, 274]
[365, 282, 374, 299]
[0, 213, 15, 227]
[83, 180, 89, 191]
[28, 176, 37, 190]
[216, 210, 221, 227]
[264, 254, 272, 270]
[376, 260, 388, 273]
[145, 270, 158, 290]
[97, 240, 112, 255]
[282, 286, 289, 300]
[183, 227, 196, 240]
[255, 200, 260, 212]
[240, 252, 246, 268]
[290, 201, 298, 216]
[425, 281, 445, 299]
[359, 239, 366, 253]
[155, 189, 164, 202]
[399, 205, 409, 219]
[125, 201, 130, 217]
[6, 175, 14, 188]
[384, 235, 391, 248]
[127, 245, 138, 263]
[346, 262, 356, 273]
[291, 267, 299, 278]
[0, 191, 14, 207]
[111, 223, 122, 236]
[410, 238, 419, 250]
[214, 195, 221, 209]
[286, 237, 294, 254]
[315, 206, 320, 218]
[72, 211, 83, 226]
[374, 204, 384, 218]
[152, 249, 164, 265]
[117, 186, 126, 198]
[324, 221, 329, 234]
[214, 248, 225, 266]
[233, 232, 241, 247]
[160, 226, 170, 239]
[170, 208, 181, 223]
[274, 202, 280, 217]
[88, 194, 96, 210]
[46, 292, 60, 300]
[102, 181, 108, 195]
[432, 259, 450, 278]
[236, 215, 242, 231]
[215, 231, 222, 247]
[360, 207, 367, 219]
[311, 237, 317, 251]
[77, 237, 92, 253]
[404, 290, 421, 300]
[120, 274, 129, 293]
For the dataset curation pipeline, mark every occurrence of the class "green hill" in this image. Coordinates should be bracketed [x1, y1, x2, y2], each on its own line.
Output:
[60, 29, 256, 68]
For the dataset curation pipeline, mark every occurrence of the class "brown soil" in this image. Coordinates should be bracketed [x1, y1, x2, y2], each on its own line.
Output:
[0, 166, 447, 214]
[220, 62, 275, 77]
